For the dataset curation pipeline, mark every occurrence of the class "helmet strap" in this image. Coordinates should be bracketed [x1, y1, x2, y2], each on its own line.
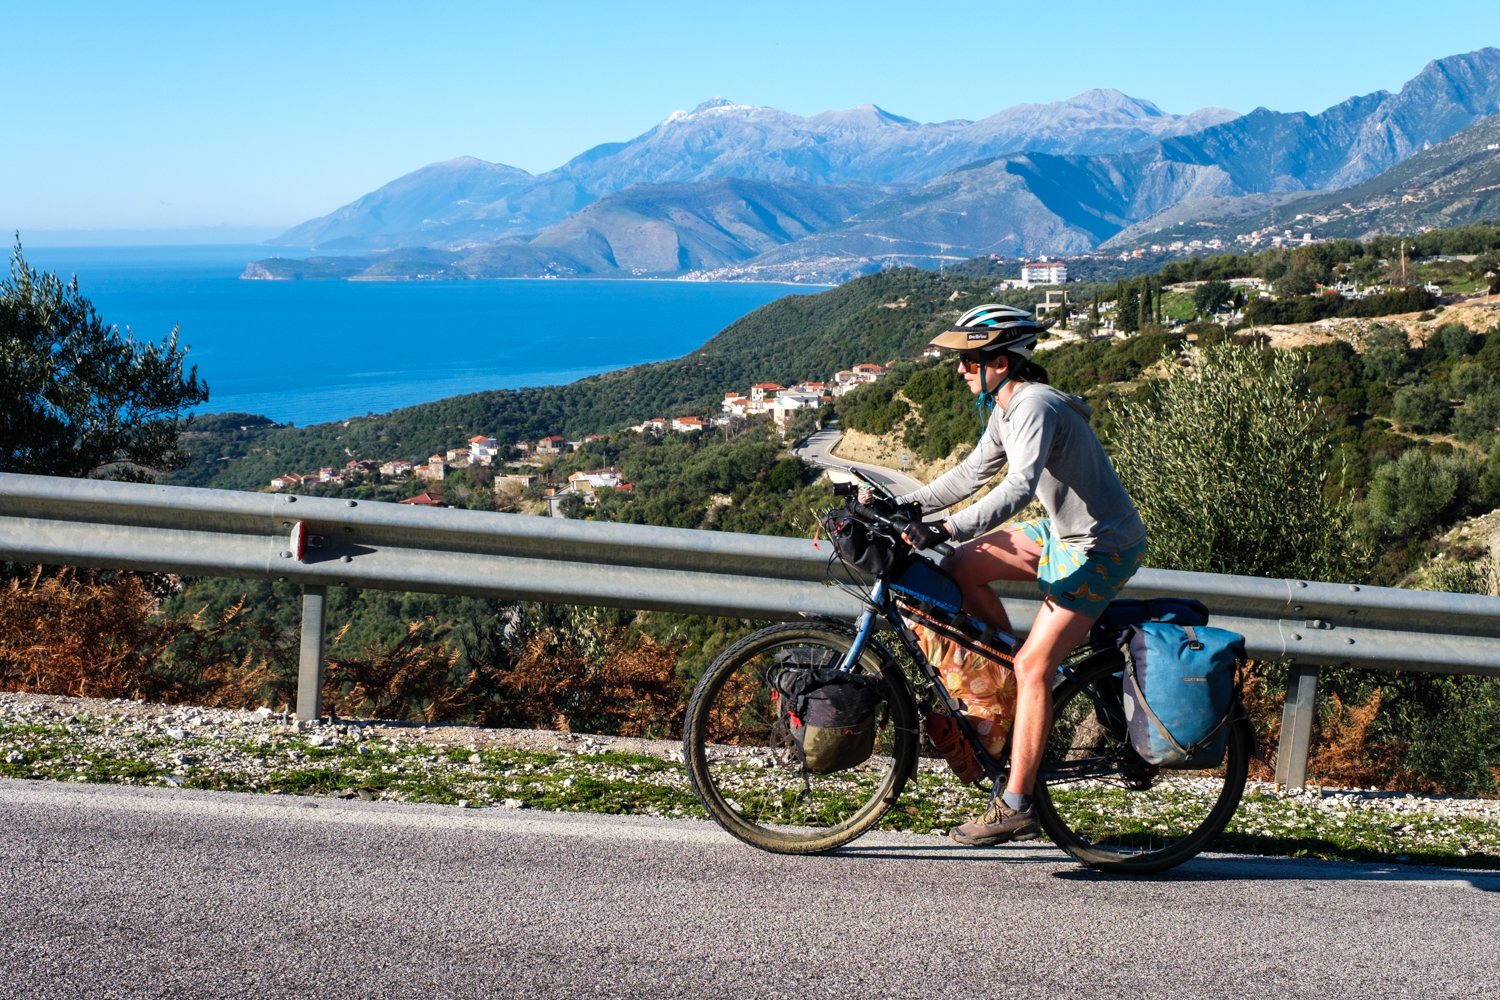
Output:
[975, 362, 1014, 411]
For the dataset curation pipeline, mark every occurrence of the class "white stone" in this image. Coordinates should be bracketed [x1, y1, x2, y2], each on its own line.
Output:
[307, 735, 328, 747]
[252, 707, 273, 721]
[5, 751, 22, 763]
[165, 728, 188, 740]
[468, 753, 482, 764]
[502, 798, 523, 809]
[457, 799, 470, 808]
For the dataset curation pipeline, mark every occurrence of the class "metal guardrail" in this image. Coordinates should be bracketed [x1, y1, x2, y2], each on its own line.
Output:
[3, 471, 1499, 788]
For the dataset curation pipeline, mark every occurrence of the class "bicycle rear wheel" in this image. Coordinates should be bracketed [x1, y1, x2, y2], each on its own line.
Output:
[683, 622, 919, 854]
[1033, 649, 1249, 874]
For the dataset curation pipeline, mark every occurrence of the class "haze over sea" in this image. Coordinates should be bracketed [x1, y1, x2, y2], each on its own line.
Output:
[20, 245, 817, 426]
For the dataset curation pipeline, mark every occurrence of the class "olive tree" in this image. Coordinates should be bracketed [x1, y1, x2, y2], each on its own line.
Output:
[1106, 342, 1362, 581]
[1, 243, 209, 480]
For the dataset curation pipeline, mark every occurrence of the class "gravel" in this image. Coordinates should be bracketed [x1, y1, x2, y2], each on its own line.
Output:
[2, 690, 1497, 866]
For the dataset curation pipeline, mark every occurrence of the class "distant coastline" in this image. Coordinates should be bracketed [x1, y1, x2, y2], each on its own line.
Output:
[241, 255, 836, 287]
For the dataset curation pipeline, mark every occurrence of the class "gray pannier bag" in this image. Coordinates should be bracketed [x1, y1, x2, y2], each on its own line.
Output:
[773, 665, 890, 774]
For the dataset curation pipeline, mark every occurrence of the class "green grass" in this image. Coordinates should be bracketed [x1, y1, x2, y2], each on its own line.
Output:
[3, 712, 1497, 868]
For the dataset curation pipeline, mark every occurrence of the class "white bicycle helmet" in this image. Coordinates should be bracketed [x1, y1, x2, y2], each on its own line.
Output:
[929, 303, 1051, 360]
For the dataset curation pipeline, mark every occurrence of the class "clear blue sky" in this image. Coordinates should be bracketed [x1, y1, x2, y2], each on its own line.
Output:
[4, 0, 1498, 238]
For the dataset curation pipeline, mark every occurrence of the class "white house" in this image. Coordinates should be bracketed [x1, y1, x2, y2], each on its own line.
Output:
[672, 416, 709, 433]
[771, 389, 826, 433]
[1020, 259, 1068, 284]
[568, 467, 622, 492]
[467, 435, 499, 464]
[380, 459, 413, 477]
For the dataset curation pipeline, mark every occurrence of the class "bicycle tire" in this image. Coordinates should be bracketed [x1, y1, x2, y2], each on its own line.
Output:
[683, 621, 919, 855]
[1033, 649, 1250, 875]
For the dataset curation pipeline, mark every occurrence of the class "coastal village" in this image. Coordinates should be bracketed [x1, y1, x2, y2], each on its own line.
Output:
[266, 359, 894, 507]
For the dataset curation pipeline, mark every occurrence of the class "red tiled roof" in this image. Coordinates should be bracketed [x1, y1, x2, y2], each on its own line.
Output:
[399, 492, 445, 507]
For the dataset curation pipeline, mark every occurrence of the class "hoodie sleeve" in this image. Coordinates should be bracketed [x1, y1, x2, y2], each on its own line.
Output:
[897, 408, 1009, 518]
[941, 396, 1057, 542]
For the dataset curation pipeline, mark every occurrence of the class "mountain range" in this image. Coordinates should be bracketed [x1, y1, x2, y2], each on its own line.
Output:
[264, 48, 1500, 280]
[1104, 111, 1500, 249]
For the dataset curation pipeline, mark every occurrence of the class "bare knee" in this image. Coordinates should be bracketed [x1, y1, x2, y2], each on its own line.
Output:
[1011, 652, 1052, 689]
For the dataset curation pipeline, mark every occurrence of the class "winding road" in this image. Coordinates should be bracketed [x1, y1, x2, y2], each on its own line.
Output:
[793, 426, 926, 497]
[2, 779, 1497, 999]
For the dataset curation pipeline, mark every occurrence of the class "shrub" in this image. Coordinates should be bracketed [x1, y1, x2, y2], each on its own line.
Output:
[1362, 345, 1411, 384]
[1391, 382, 1451, 433]
[1451, 388, 1500, 441]
[0, 568, 294, 705]
[1106, 342, 1362, 580]
[1437, 321, 1476, 358]
[1363, 448, 1480, 540]
[1449, 361, 1493, 398]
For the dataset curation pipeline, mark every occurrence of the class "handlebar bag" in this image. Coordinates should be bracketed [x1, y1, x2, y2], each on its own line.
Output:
[1118, 622, 1243, 769]
[773, 667, 890, 774]
[822, 507, 911, 577]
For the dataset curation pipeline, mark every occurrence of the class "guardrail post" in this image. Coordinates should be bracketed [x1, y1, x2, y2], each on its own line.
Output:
[1275, 663, 1320, 790]
[296, 585, 327, 723]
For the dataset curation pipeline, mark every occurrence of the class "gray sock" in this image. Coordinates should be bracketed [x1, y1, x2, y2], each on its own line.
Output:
[1002, 789, 1032, 812]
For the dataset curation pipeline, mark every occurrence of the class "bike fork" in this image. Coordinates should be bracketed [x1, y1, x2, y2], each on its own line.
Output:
[838, 580, 884, 671]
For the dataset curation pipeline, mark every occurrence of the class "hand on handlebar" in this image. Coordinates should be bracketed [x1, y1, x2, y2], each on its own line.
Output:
[857, 486, 877, 505]
[901, 519, 952, 552]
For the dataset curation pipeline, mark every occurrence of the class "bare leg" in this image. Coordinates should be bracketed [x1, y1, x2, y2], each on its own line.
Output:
[945, 528, 1042, 634]
[1006, 599, 1099, 796]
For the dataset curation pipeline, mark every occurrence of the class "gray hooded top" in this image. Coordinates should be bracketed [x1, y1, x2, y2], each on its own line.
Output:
[898, 382, 1146, 551]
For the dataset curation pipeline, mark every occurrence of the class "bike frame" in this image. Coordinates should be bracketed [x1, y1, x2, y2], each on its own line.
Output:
[836, 575, 1136, 787]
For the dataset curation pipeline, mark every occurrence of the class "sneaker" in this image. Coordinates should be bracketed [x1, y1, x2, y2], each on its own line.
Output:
[949, 798, 1041, 846]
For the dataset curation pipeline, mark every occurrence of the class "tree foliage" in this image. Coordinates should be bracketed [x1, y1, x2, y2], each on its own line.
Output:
[1105, 343, 1362, 581]
[1, 243, 209, 480]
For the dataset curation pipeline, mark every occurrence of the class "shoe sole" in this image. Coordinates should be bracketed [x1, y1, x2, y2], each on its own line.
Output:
[947, 826, 1042, 848]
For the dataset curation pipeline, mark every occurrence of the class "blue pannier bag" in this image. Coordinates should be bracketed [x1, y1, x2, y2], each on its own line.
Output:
[890, 559, 964, 615]
[1118, 622, 1243, 769]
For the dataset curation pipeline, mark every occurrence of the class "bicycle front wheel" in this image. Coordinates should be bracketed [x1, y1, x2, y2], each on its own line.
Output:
[1034, 650, 1250, 875]
[683, 622, 919, 854]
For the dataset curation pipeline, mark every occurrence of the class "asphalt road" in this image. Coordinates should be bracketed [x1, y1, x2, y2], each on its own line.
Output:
[794, 427, 926, 497]
[3, 779, 1497, 999]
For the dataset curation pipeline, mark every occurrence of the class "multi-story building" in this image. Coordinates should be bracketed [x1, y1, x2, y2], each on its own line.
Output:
[1020, 259, 1068, 284]
[468, 436, 499, 464]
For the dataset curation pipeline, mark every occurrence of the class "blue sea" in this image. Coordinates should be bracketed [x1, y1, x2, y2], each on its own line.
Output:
[18, 245, 822, 426]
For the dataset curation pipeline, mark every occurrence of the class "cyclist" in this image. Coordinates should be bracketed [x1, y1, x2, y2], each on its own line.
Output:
[889, 303, 1147, 846]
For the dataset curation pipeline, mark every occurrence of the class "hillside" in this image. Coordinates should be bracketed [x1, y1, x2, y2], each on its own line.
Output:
[173, 268, 1021, 491]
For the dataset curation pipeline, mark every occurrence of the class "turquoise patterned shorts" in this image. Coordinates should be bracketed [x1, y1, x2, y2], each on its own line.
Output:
[1017, 518, 1147, 619]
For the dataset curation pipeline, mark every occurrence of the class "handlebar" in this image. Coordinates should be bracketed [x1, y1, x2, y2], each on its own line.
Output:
[846, 498, 954, 559]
